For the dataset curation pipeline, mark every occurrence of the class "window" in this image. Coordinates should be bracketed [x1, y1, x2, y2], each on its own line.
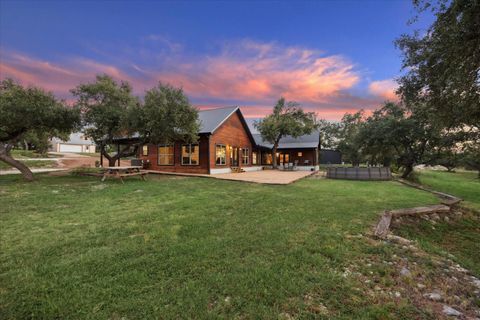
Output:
[297, 152, 303, 157]
[143, 145, 149, 156]
[215, 144, 226, 165]
[158, 144, 174, 165]
[263, 152, 272, 165]
[242, 148, 249, 165]
[182, 144, 199, 165]
[252, 152, 257, 165]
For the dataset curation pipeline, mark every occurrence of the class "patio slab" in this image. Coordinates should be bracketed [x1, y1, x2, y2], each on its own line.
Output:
[146, 169, 315, 184]
[213, 170, 314, 184]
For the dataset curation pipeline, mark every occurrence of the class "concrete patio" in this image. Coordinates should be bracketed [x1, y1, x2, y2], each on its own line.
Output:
[148, 169, 315, 185]
[214, 170, 314, 184]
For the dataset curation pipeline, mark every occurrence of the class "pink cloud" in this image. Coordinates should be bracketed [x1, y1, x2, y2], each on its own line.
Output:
[0, 40, 389, 120]
[368, 79, 399, 101]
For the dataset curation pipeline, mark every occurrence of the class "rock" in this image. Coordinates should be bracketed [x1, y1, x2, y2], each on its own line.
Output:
[374, 286, 382, 291]
[394, 291, 401, 298]
[472, 278, 480, 289]
[134, 189, 144, 193]
[417, 283, 426, 289]
[431, 213, 440, 220]
[424, 292, 442, 301]
[400, 267, 411, 277]
[224, 296, 231, 303]
[442, 305, 462, 317]
[444, 216, 450, 222]
[386, 235, 412, 245]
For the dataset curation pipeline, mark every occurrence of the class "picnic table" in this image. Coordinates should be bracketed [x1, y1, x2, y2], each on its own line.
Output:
[101, 166, 147, 183]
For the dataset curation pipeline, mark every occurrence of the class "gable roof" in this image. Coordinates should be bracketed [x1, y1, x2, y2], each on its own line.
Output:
[198, 106, 239, 134]
[253, 131, 320, 149]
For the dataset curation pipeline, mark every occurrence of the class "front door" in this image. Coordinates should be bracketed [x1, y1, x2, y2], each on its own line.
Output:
[277, 152, 290, 165]
[230, 147, 239, 166]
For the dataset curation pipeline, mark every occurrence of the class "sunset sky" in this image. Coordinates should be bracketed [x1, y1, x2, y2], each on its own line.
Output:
[0, 1, 433, 120]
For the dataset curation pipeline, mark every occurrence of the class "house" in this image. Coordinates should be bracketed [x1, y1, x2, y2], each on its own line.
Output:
[50, 132, 96, 153]
[138, 106, 341, 174]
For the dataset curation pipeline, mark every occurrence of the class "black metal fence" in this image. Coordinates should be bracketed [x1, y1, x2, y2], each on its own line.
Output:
[326, 166, 392, 180]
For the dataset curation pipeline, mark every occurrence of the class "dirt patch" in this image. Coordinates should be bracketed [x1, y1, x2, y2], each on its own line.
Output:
[344, 231, 480, 319]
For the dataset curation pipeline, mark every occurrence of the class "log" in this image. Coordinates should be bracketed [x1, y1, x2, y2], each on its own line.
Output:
[389, 204, 450, 217]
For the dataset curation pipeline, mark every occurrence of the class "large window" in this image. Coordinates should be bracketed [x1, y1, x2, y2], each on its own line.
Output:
[252, 152, 257, 165]
[263, 152, 272, 165]
[242, 148, 249, 165]
[158, 144, 174, 165]
[182, 144, 199, 165]
[142, 145, 149, 156]
[215, 144, 226, 165]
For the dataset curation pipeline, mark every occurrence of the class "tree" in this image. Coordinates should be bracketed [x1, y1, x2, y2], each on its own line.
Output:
[396, 0, 480, 130]
[357, 102, 442, 178]
[255, 98, 317, 169]
[134, 83, 199, 144]
[333, 111, 365, 166]
[461, 129, 480, 178]
[71, 75, 140, 167]
[0, 79, 80, 181]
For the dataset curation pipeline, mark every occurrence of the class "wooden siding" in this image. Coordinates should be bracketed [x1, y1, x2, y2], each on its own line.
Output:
[209, 110, 254, 169]
[260, 148, 318, 166]
[139, 135, 210, 174]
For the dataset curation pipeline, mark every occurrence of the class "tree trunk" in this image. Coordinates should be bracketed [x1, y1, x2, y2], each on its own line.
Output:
[272, 144, 278, 169]
[401, 164, 414, 179]
[0, 144, 34, 181]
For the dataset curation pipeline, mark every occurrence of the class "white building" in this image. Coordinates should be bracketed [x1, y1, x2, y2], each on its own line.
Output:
[50, 133, 96, 153]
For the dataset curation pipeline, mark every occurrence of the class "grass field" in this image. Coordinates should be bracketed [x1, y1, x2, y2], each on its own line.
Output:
[0, 159, 58, 170]
[413, 170, 480, 210]
[395, 170, 480, 276]
[0, 174, 442, 319]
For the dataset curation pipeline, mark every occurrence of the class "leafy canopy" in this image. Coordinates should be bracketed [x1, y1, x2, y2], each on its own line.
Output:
[255, 98, 317, 144]
[71, 74, 139, 144]
[0, 78, 79, 144]
[134, 83, 199, 144]
[396, 0, 480, 129]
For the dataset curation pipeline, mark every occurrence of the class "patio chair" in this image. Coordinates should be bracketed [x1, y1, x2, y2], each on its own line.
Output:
[304, 160, 310, 166]
[288, 162, 294, 171]
[293, 160, 299, 170]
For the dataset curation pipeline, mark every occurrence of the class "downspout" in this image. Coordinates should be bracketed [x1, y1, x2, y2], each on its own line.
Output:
[207, 134, 211, 174]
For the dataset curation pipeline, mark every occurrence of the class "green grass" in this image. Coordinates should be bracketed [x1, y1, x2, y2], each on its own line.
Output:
[414, 170, 480, 210]
[10, 150, 56, 159]
[0, 174, 440, 319]
[396, 170, 480, 276]
[0, 159, 57, 170]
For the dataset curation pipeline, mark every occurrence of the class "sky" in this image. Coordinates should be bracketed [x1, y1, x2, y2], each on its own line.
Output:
[0, 0, 433, 120]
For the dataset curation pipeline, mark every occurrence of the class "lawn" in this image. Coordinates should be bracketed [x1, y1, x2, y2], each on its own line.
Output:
[0, 174, 442, 319]
[0, 159, 58, 170]
[395, 170, 480, 276]
[413, 170, 480, 211]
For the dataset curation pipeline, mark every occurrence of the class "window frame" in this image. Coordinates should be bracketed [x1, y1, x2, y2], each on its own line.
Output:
[142, 145, 149, 156]
[157, 144, 175, 166]
[181, 143, 200, 166]
[241, 148, 249, 165]
[215, 144, 227, 166]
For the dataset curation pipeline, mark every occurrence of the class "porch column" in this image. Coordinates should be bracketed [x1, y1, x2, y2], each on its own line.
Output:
[117, 144, 121, 166]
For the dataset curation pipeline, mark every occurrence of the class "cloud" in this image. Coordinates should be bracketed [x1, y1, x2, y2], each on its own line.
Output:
[368, 79, 399, 101]
[1, 39, 392, 120]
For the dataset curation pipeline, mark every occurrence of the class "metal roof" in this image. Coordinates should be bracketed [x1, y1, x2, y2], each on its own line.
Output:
[253, 131, 320, 149]
[51, 132, 95, 145]
[198, 106, 239, 133]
